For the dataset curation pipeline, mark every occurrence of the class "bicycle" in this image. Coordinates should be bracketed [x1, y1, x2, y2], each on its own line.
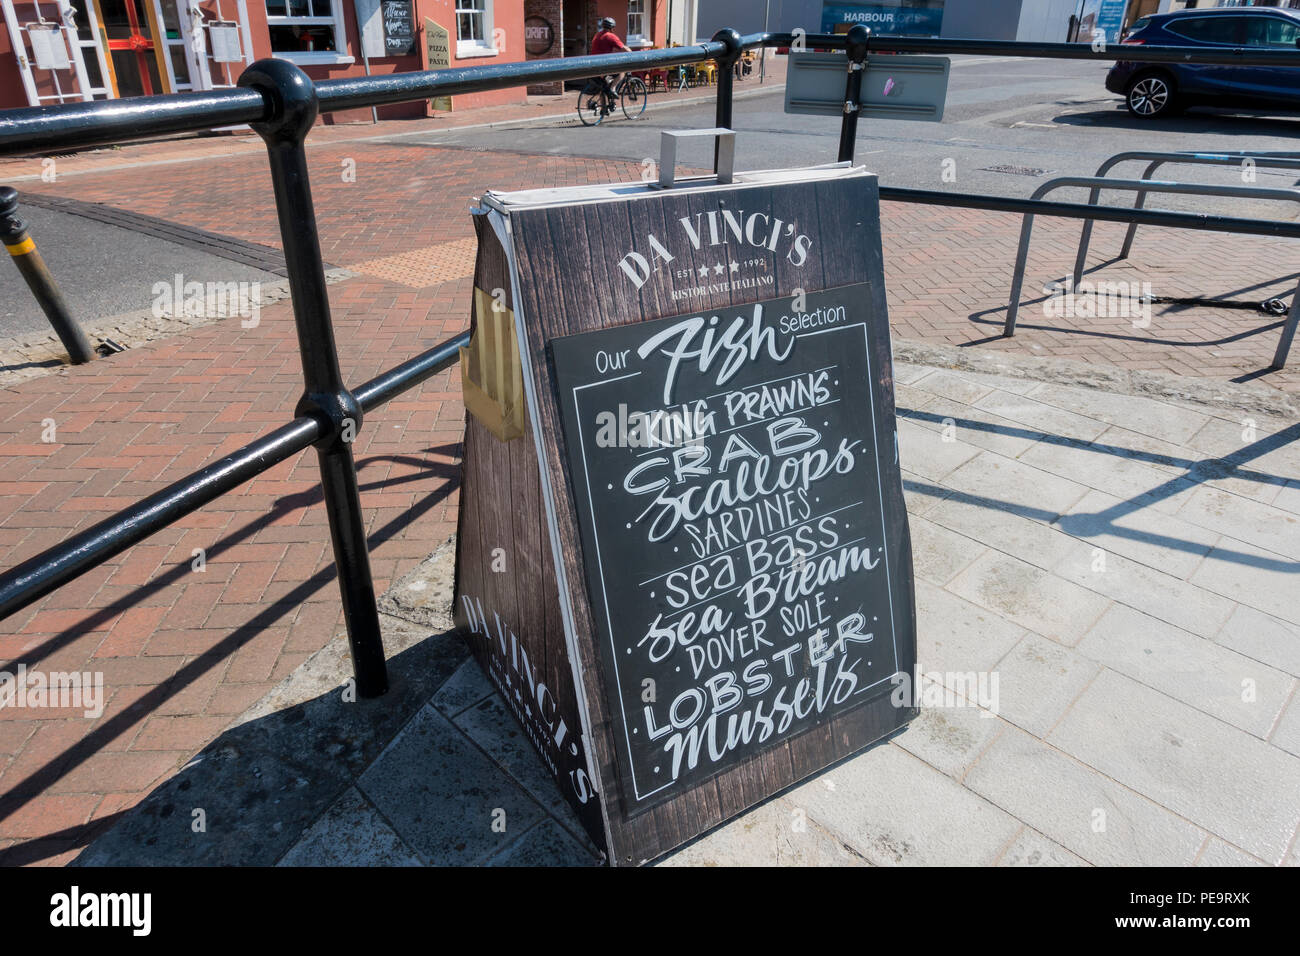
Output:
[576, 74, 648, 125]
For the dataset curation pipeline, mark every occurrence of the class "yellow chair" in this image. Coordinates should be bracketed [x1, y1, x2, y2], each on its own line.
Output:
[695, 62, 718, 86]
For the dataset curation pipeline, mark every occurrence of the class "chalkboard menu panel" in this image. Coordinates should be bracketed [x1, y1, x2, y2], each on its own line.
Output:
[381, 0, 415, 56]
[549, 284, 903, 813]
[453, 165, 917, 864]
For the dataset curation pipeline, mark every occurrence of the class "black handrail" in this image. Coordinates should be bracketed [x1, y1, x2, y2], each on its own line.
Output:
[6, 32, 1300, 155]
[780, 31, 1300, 65]
[2, 26, 1298, 697]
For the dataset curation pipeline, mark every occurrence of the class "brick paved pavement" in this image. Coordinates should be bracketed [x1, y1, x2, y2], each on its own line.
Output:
[0, 114, 1296, 865]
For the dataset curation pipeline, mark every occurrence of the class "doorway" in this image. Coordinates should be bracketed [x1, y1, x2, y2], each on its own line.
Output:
[562, 0, 586, 57]
[97, 0, 163, 95]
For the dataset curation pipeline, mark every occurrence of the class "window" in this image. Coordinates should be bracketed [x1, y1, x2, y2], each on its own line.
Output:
[1244, 15, 1300, 47]
[267, 0, 352, 65]
[1166, 16, 1245, 44]
[627, 0, 647, 46]
[456, 0, 497, 57]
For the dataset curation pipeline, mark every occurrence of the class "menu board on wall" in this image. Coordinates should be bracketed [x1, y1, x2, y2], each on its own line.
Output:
[381, 0, 415, 56]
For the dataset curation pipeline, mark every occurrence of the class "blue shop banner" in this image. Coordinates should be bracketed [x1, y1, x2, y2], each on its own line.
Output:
[821, 2, 945, 36]
[1095, 0, 1128, 44]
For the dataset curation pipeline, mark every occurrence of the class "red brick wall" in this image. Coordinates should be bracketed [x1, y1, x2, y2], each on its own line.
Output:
[312, 0, 530, 124]
[524, 0, 564, 94]
[591, 0, 667, 48]
[0, 28, 29, 110]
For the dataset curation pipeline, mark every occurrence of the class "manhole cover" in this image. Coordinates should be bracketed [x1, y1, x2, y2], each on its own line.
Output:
[979, 164, 1052, 177]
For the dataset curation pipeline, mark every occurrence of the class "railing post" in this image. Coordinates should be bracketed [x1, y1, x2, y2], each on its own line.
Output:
[711, 29, 743, 172]
[1273, 279, 1300, 370]
[0, 187, 96, 365]
[838, 25, 870, 164]
[239, 59, 388, 699]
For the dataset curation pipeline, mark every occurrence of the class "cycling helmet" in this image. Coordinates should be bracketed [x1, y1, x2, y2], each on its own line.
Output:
[598, 17, 615, 30]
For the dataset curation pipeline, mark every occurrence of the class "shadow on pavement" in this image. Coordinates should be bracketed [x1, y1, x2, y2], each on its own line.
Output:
[0, 445, 461, 866]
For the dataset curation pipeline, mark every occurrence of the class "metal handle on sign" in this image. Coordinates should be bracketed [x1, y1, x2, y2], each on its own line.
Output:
[659, 128, 735, 188]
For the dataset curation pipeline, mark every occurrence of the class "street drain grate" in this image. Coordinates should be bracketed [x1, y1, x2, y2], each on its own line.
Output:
[979, 164, 1052, 177]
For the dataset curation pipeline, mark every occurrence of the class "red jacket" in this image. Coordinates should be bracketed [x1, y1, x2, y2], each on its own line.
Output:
[591, 30, 630, 55]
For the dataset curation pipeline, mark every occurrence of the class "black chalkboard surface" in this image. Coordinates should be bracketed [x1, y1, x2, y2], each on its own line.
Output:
[549, 284, 904, 813]
[381, 0, 415, 56]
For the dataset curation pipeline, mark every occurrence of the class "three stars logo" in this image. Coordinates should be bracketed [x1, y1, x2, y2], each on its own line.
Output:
[697, 261, 743, 279]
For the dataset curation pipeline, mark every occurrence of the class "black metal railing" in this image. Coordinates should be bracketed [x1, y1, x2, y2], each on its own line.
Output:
[1, 27, 1297, 697]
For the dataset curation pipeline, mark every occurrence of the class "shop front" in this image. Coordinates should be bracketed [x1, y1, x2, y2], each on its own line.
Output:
[2, 0, 260, 107]
[0, 0, 532, 117]
[820, 0, 945, 35]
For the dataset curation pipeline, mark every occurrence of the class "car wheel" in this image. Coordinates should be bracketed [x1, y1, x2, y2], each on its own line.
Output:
[1126, 74, 1177, 118]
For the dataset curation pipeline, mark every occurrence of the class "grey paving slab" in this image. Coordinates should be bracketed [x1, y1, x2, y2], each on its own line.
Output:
[1017, 439, 1194, 518]
[1091, 423, 1198, 475]
[358, 703, 547, 866]
[897, 416, 983, 482]
[991, 634, 1100, 739]
[484, 818, 601, 867]
[452, 691, 593, 844]
[1271, 479, 1300, 517]
[790, 744, 1022, 866]
[973, 388, 1111, 445]
[1216, 604, 1300, 679]
[1047, 670, 1300, 864]
[1270, 693, 1300, 759]
[1197, 838, 1267, 867]
[431, 657, 496, 718]
[1184, 416, 1300, 479]
[996, 828, 1088, 867]
[901, 468, 955, 517]
[964, 724, 1205, 866]
[943, 451, 1091, 520]
[1052, 488, 1217, 578]
[1053, 541, 1234, 640]
[1188, 537, 1300, 627]
[1202, 471, 1293, 513]
[1174, 486, 1300, 562]
[890, 695, 1003, 778]
[927, 491, 1078, 572]
[1086, 422, 1293, 516]
[899, 399, 1042, 459]
[930, 369, 1042, 397]
[908, 513, 989, 586]
[914, 578, 1026, 676]
[947, 550, 1112, 647]
[894, 382, 939, 412]
[909, 368, 998, 406]
[892, 364, 934, 387]
[1077, 605, 1292, 739]
[1024, 381, 1211, 446]
[278, 786, 423, 867]
[658, 797, 868, 867]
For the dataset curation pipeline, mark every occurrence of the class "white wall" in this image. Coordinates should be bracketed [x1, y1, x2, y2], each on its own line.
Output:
[1017, 0, 1084, 42]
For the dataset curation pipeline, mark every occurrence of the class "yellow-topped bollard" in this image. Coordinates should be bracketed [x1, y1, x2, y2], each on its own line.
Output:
[1, 186, 95, 365]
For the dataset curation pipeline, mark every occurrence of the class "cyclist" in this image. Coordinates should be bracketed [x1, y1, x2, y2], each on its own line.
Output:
[590, 16, 630, 101]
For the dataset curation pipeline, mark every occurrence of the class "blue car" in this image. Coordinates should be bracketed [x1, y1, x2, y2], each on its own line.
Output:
[1105, 7, 1300, 119]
